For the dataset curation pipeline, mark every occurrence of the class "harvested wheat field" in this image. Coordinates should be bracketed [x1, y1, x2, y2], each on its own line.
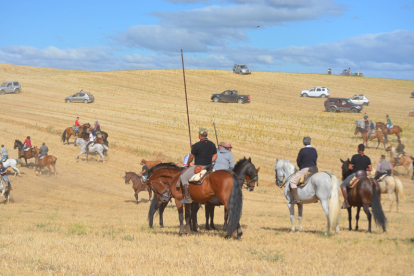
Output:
[0, 64, 413, 275]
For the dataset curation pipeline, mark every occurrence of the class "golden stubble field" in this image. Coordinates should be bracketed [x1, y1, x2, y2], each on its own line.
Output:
[0, 64, 413, 275]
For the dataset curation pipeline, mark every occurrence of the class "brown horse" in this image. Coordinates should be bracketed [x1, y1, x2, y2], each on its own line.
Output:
[147, 163, 243, 239]
[385, 145, 413, 176]
[13, 140, 36, 167]
[376, 122, 402, 140]
[33, 147, 57, 176]
[141, 159, 162, 170]
[61, 123, 91, 145]
[354, 127, 387, 149]
[340, 159, 386, 232]
[124, 172, 152, 203]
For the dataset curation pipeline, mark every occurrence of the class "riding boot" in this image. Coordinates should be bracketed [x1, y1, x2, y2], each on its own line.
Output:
[178, 185, 192, 204]
[395, 158, 400, 166]
[289, 188, 301, 204]
[341, 187, 350, 209]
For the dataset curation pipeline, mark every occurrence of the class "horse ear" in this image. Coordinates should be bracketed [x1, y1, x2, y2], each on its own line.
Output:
[256, 167, 260, 172]
[276, 158, 278, 163]
[248, 157, 251, 162]
[340, 159, 344, 163]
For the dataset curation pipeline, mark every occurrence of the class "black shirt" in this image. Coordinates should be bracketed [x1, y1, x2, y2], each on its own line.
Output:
[296, 147, 318, 170]
[350, 154, 371, 173]
[191, 139, 217, 166]
[142, 165, 149, 176]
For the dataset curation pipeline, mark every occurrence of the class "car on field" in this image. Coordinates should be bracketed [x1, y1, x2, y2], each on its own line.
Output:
[0, 81, 21, 94]
[301, 87, 330, 98]
[352, 72, 364, 77]
[211, 90, 250, 104]
[349, 94, 369, 106]
[65, 91, 95, 103]
[233, 64, 251, 75]
[324, 97, 363, 113]
[411, 91, 414, 97]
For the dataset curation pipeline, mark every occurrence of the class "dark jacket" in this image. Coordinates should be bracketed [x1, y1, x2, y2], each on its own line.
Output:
[296, 146, 318, 170]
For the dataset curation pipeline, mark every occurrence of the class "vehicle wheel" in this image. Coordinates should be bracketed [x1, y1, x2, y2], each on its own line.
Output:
[84, 100, 88, 104]
[329, 107, 336, 113]
[351, 108, 358, 113]
[321, 94, 326, 98]
[66, 99, 71, 103]
[0, 90, 4, 95]
[14, 89, 20, 94]
[233, 70, 236, 74]
[213, 97, 219, 103]
[302, 93, 308, 97]
[237, 98, 244, 104]
[239, 71, 242, 75]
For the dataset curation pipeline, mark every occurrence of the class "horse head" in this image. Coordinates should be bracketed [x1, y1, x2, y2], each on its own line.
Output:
[274, 159, 289, 188]
[354, 126, 359, 135]
[340, 158, 351, 181]
[149, 179, 170, 202]
[124, 171, 131, 185]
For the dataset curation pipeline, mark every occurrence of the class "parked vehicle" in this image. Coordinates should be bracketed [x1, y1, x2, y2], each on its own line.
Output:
[324, 97, 363, 113]
[349, 94, 369, 106]
[411, 91, 414, 97]
[0, 81, 21, 94]
[65, 92, 95, 103]
[233, 64, 251, 75]
[211, 90, 250, 104]
[352, 72, 364, 77]
[301, 87, 330, 98]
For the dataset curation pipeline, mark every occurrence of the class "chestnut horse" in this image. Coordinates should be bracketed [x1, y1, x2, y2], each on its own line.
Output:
[340, 159, 386, 232]
[13, 140, 36, 167]
[147, 163, 243, 239]
[354, 126, 386, 149]
[376, 122, 402, 140]
[33, 147, 57, 176]
[61, 123, 91, 145]
[385, 145, 413, 176]
[124, 172, 152, 203]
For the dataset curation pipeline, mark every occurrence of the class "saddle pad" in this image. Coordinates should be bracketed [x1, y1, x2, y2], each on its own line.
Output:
[349, 176, 358, 189]
[189, 169, 207, 182]
[189, 170, 215, 185]
[24, 148, 31, 151]
[297, 166, 318, 187]
[88, 143, 95, 148]
[378, 174, 388, 182]
[39, 155, 45, 160]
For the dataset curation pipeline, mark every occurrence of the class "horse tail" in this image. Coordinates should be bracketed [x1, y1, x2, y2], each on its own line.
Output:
[226, 172, 243, 237]
[408, 161, 413, 173]
[371, 182, 387, 232]
[394, 177, 405, 201]
[148, 195, 158, 228]
[61, 129, 67, 143]
[328, 174, 340, 232]
[16, 159, 22, 163]
[51, 156, 57, 165]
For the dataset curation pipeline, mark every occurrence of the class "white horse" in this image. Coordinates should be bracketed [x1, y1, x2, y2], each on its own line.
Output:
[0, 176, 10, 203]
[74, 138, 106, 163]
[2, 158, 22, 177]
[274, 159, 340, 235]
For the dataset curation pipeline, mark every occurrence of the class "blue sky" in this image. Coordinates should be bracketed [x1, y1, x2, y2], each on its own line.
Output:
[1, 0, 413, 79]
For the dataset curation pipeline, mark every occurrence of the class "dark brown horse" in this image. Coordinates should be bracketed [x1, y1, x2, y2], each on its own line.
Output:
[13, 140, 36, 167]
[147, 163, 243, 239]
[33, 147, 57, 176]
[354, 127, 387, 149]
[124, 172, 152, 203]
[61, 123, 91, 145]
[340, 158, 386, 232]
[376, 122, 402, 140]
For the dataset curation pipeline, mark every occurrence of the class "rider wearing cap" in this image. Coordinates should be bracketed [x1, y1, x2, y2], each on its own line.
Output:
[395, 139, 405, 166]
[214, 142, 234, 171]
[179, 128, 217, 204]
[340, 144, 372, 208]
[375, 155, 393, 180]
[290, 136, 318, 204]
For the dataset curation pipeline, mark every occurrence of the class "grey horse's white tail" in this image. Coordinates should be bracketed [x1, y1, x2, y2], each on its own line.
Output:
[16, 159, 22, 163]
[328, 174, 340, 232]
[395, 177, 405, 201]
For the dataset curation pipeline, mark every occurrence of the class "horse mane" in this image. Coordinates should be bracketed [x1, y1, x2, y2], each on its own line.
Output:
[149, 162, 181, 174]
[234, 157, 249, 171]
[377, 122, 385, 126]
[274, 159, 295, 172]
[15, 140, 23, 147]
[126, 171, 139, 178]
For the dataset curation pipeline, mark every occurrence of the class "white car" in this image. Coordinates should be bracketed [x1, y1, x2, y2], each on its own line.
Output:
[350, 94, 369, 106]
[301, 87, 330, 98]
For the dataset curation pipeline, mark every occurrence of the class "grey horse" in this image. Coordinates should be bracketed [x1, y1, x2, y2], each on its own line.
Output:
[74, 138, 106, 163]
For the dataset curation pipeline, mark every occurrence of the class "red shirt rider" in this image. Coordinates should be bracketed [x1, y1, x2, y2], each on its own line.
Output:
[23, 137, 31, 149]
[75, 118, 81, 127]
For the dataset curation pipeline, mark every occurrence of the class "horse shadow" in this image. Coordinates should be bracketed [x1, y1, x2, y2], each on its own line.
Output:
[124, 199, 150, 204]
[260, 226, 320, 234]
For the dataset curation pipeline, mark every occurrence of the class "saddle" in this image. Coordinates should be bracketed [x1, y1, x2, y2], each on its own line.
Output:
[377, 174, 389, 182]
[88, 143, 95, 148]
[24, 147, 31, 152]
[189, 165, 214, 185]
[296, 166, 318, 188]
[349, 170, 369, 189]
[1, 157, 7, 162]
[39, 154, 46, 160]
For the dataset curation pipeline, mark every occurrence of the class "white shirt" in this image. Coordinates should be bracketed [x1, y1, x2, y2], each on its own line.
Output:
[89, 133, 94, 142]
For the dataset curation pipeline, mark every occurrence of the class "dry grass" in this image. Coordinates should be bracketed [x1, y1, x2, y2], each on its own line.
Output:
[0, 64, 413, 275]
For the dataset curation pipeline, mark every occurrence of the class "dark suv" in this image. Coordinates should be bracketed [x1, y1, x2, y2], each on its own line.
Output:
[324, 97, 363, 113]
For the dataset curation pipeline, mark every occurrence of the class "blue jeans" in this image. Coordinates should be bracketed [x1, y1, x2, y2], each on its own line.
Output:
[2, 174, 10, 183]
[0, 155, 7, 162]
[142, 175, 148, 181]
[75, 126, 78, 132]
[23, 145, 29, 150]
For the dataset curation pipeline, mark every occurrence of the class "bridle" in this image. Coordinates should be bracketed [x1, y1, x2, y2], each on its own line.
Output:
[240, 174, 259, 190]
[148, 180, 171, 202]
[275, 170, 295, 188]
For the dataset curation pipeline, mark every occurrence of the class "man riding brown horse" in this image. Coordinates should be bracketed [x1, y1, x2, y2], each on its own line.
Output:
[179, 127, 217, 204]
[395, 140, 405, 166]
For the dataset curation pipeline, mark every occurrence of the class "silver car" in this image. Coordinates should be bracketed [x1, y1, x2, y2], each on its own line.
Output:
[65, 91, 95, 103]
[233, 64, 251, 75]
[0, 81, 21, 94]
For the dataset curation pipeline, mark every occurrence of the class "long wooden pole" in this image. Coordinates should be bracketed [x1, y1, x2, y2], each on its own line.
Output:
[213, 122, 219, 147]
[181, 48, 192, 149]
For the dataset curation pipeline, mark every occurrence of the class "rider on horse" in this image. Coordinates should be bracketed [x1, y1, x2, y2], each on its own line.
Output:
[138, 160, 149, 181]
[213, 142, 234, 171]
[75, 117, 81, 133]
[86, 128, 95, 153]
[0, 163, 12, 190]
[23, 136, 31, 150]
[395, 139, 405, 166]
[340, 144, 372, 209]
[0, 145, 8, 163]
[37, 143, 49, 164]
[375, 154, 393, 180]
[363, 113, 369, 131]
[94, 120, 101, 136]
[290, 136, 318, 204]
[179, 127, 217, 204]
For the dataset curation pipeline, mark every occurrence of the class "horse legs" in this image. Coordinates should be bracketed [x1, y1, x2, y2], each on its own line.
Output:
[320, 200, 330, 235]
[46, 164, 52, 176]
[190, 203, 200, 232]
[98, 151, 104, 163]
[184, 204, 191, 235]
[135, 192, 139, 203]
[159, 201, 167, 228]
[388, 189, 394, 212]
[288, 203, 295, 232]
[347, 207, 352, 230]
[223, 209, 229, 231]
[355, 207, 361, 231]
[298, 203, 303, 232]
[236, 222, 243, 240]
[178, 205, 185, 235]
[395, 189, 399, 213]
[362, 204, 372, 233]
[148, 188, 152, 200]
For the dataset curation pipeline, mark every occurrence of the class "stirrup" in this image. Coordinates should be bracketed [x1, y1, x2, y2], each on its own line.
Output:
[341, 202, 350, 209]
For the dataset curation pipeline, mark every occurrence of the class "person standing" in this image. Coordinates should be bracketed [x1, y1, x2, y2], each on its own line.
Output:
[179, 128, 217, 204]
[37, 143, 49, 165]
[214, 142, 234, 171]
[0, 145, 8, 162]
[0, 163, 12, 190]
[340, 144, 372, 208]
[375, 155, 392, 180]
[75, 117, 81, 133]
[289, 136, 318, 204]
[395, 139, 405, 166]
[138, 160, 149, 181]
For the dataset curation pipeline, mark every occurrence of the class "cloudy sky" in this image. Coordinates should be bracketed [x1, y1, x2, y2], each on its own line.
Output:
[1, 0, 413, 79]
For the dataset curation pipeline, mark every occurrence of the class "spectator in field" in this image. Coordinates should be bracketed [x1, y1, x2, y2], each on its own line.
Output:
[214, 142, 234, 171]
